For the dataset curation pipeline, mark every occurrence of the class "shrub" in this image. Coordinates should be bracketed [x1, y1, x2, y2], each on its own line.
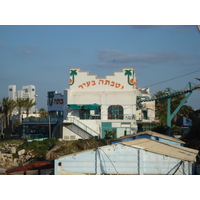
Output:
[17, 138, 57, 161]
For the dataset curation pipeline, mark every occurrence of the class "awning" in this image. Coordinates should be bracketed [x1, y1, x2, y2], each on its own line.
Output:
[67, 104, 83, 109]
[67, 104, 101, 110]
[83, 103, 100, 110]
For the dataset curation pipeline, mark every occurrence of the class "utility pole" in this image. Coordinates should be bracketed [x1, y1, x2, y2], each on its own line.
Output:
[49, 115, 51, 139]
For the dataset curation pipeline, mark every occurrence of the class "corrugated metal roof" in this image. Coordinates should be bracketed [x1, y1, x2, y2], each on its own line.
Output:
[112, 131, 185, 144]
[139, 131, 185, 144]
[121, 138, 198, 162]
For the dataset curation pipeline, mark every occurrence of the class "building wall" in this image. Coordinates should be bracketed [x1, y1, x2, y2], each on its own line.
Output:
[62, 126, 82, 140]
[8, 85, 16, 100]
[47, 91, 64, 118]
[63, 68, 155, 138]
[54, 143, 193, 175]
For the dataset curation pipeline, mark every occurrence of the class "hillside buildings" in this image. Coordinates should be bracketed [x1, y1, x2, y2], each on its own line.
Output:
[21, 68, 156, 140]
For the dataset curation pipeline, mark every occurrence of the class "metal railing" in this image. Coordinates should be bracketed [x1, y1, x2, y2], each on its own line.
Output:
[65, 117, 99, 137]
[22, 117, 59, 124]
[67, 124, 93, 139]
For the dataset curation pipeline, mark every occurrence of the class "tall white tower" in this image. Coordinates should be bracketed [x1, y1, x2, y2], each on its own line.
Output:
[8, 85, 17, 100]
[8, 85, 36, 114]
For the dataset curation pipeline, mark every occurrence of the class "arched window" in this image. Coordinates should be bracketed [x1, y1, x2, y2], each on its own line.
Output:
[108, 105, 123, 119]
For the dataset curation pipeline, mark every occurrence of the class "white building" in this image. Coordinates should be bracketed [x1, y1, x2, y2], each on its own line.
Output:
[48, 68, 156, 140]
[8, 85, 36, 114]
[47, 91, 64, 118]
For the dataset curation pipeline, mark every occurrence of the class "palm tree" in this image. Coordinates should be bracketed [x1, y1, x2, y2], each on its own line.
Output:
[8, 99, 16, 134]
[15, 98, 26, 123]
[0, 97, 16, 137]
[23, 98, 36, 117]
[38, 108, 48, 118]
[1, 101, 5, 136]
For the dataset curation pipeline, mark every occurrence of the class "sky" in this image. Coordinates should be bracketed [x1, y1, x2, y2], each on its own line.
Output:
[0, 1, 199, 194]
[0, 25, 200, 110]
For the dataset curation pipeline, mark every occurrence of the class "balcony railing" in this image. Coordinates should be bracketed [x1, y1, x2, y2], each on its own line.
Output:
[22, 117, 59, 124]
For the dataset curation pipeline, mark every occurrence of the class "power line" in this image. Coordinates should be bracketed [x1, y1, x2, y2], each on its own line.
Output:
[146, 69, 200, 88]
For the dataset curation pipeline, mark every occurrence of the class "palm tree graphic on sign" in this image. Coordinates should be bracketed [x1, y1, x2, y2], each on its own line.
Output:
[70, 70, 77, 85]
[124, 69, 135, 86]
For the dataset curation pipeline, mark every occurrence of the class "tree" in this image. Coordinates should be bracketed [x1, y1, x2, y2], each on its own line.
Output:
[23, 98, 36, 117]
[170, 94, 186, 123]
[0, 97, 16, 138]
[155, 91, 168, 126]
[178, 105, 194, 118]
[39, 108, 48, 118]
[15, 98, 26, 123]
[155, 91, 194, 127]
[8, 99, 16, 134]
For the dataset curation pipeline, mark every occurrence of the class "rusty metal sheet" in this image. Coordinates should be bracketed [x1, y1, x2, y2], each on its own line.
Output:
[6, 161, 54, 175]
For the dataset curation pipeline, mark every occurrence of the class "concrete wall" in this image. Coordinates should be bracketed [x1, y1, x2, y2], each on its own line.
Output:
[62, 126, 82, 140]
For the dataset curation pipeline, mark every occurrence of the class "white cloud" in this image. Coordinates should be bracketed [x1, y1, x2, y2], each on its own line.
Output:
[182, 61, 200, 66]
[96, 49, 190, 66]
[16, 44, 39, 57]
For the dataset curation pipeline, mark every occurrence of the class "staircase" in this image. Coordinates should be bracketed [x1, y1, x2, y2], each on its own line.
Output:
[52, 119, 62, 139]
[64, 117, 99, 139]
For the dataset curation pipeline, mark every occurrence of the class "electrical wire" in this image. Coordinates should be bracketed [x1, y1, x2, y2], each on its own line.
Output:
[172, 161, 183, 175]
[146, 69, 200, 88]
[99, 148, 119, 175]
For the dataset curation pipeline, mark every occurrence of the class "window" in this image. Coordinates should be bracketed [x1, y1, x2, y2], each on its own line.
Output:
[9, 88, 12, 91]
[108, 105, 123, 120]
[79, 106, 101, 120]
[79, 109, 90, 119]
[142, 110, 148, 119]
[32, 88, 35, 91]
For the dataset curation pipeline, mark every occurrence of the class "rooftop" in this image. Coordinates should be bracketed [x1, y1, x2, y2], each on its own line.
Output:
[112, 130, 186, 144]
[121, 138, 198, 162]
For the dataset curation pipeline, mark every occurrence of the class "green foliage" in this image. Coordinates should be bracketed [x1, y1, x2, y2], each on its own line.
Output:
[155, 90, 194, 126]
[17, 138, 57, 161]
[1, 97, 37, 136]
[38, 108, 48, 118]
[23, 98, 36, 117]
[171, 125, 182, 135]
[12, 153, 19, 158]
[52, 139, 108, 158]
[0, 139, 24, 145]
[152, 125, 169, 134]
[104, 129, 116, 139]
